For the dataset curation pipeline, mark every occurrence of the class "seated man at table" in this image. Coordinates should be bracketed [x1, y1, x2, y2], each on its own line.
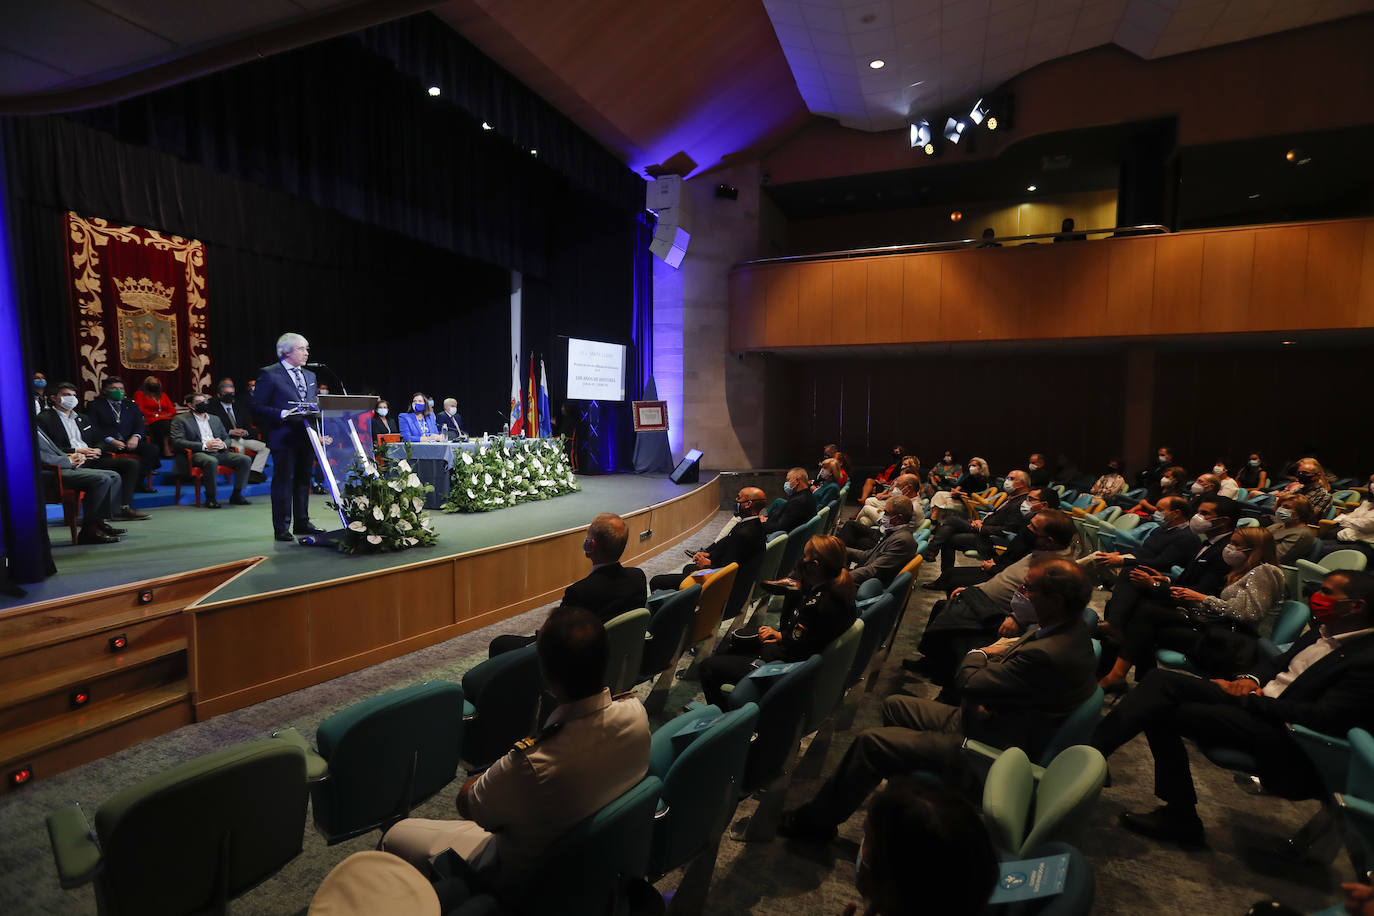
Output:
[437, 398, 464, 439]
[648, 487, 767, 591]
[171, 392, 253, 508]
[84, 376, 160, 492]
[206, 377, 270, 484]
[36, 427, 125, 544]
[488, 512, 648, 656]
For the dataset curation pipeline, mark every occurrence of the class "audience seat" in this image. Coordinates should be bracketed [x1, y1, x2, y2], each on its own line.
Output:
[639, 585, 701, 708]
[882, 554, 925, 652]
[982, 745, 1107, 857]
[804, 618, 864, 733]
[40, 463, 83, 544]
[681, 562, 739, 666]
[173, 446, 237, 507]
[1255, 599, 1314, 659]
[603, 607, 650, 695]
[1337, 728, 1374, 876]
[1294, 549, 1367, 593]
[460, 644, 543, 770]
[46, 738, 308, 915]
[272, 680, 466, 845]
[963, 688, 1106, 779]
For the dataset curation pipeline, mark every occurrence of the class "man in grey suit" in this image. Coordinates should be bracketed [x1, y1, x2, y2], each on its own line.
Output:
[35, 427, 123, 544]
[171, 392, 253, 508]
[847, 494, 917, 587]
[778, 557, 1098, 843]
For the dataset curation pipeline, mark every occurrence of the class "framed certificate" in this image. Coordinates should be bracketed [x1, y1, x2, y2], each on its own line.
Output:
[632, 400, 669, 432]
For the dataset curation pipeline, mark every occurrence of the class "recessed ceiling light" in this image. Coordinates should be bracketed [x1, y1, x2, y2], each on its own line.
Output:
[869, 59, 885, 69]
[427, 86, 441, 97]
[529, 149, 538, 156]
[1026, 185, 1037, 192]
[1248, 193, 1261, 199]
[1282, 339, 1297, 345]
[481, 121, 493, 130]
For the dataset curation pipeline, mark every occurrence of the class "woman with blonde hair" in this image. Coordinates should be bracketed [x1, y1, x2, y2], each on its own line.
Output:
[1280, 457, 1333, 517]
[698, 534, 857, 707]
[930, 456, 988, 520]
[1101, 527, 1284, 690]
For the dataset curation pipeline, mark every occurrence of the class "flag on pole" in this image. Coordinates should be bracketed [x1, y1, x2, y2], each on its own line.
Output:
[538, 360, 553, 438]
[526, 352, 538, 438]
[508, 353, 524, 436]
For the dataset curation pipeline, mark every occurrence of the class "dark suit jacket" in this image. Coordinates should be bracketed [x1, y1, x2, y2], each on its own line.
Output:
[251, 362, 318, 451]
[981, 492, 1029, 539]
[436, 412, 463, 437]
[956, 621, 1099, 760]
[206, 396, 255, 437]
[705, 517, 766, 570]
[1124, 523, 1202, 574]
[37, 408, 97, 451]
[84, 397, 147, 446]
[561, 563, 648, 623]
[1173, 533, 1232, 595]
[1028, 467, 1051, 488]
[848, 526, 917, 587]
[1243, 630, 1374, 737]
[763, 489, 817, 535]
[372, 413, 400, 438]
[171, 412, 232, 454]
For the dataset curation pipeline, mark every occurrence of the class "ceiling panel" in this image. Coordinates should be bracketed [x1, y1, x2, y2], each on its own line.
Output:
[93, 0, 309, 46]
[0, 0, 174, 78]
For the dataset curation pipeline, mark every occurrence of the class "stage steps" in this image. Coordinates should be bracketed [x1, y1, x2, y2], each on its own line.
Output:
[0, 558, 260, 794]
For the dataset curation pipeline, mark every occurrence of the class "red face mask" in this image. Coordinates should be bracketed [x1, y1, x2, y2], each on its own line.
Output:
[1309, 591, 1346, 627]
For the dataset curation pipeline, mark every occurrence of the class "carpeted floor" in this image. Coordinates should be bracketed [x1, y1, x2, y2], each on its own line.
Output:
[0, 510, 1354, 915]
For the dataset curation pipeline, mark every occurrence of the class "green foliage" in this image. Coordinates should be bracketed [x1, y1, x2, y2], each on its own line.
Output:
[443, 437, 580, 513]
[327, 442, 439, 554]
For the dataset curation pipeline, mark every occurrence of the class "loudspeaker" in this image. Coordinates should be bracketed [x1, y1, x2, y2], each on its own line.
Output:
[649, 224, 690, 268]
[669, 448, 703, 485]
[646, 175, 682, 211]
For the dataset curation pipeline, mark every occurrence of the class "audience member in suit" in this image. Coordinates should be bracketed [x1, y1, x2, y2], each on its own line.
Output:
[436, 398, 464, 439]
[399, 392, 443, 442]
[1091, 496, 1201, 584]
[779, 557, 1098, 843]
[1134, 446, 1175, 493]
[384, 607, 650, 893]
[647, 487, 767, 591]
[1092, 571, 1374, 848]
[939, 486, 1061, 590]
[35, 427, 124, 544]
[1027, 452, 1051, 489]
[911, 511, 1077, 692]
[924, 470, 1032, 585]
[371, 399, 400, 440]
[171, 393, 253, 508]
[30, 371, 46, 416]
[1123, 464, 1189, 515]
[206, 377, 269, 482]
[84, 376, 160, 490]
[489, 513, 647, 657]
[133, 375, 177, 458]
[699, 534, 857, 708]
[1097, 496, 1241, 691]
[847, 494, 918, 588]
[761, 467, 817, 536]
[37, 381, 149, 521]
[252, 332, 324, 540]
[840, 474, 923, 552]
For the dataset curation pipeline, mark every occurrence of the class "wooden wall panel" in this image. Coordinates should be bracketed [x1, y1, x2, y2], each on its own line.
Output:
[466, 547, 528, 615]
[1060, 242, 1111, 338]
[1250, 227, 1309, 331]
[1151, 235, 1204, 334]
[1200, 231, 1254, 331]
[1106, 238, 1155, 330]
[192, 594, 309, 697]
[1361, 222, 1374, 326]
[938, 252, 981, 340]
[525, 531, 585, 598]
[901, 255, 941, 340]
[399, 562, 457, 637]
[1019, 247, 1069, 340]
[1306, 223, 1364, 326]
[795, 261, 834, 346]
[865, 258, 904, 342]
[764, 267, 799, 346]
[311, 578, 400, 666]
[976, 248, 1024, 340]
[831, 260, 869, 344]
[728, 268, 765, 351]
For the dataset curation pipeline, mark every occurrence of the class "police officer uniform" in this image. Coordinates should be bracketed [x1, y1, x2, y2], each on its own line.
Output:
[382, 688, 649, 891]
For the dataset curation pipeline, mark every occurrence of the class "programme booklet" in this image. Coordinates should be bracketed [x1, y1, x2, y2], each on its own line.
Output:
[987, 852, 1070, 904]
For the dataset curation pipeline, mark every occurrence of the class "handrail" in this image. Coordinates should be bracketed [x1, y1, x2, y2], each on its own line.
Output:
[738, 224, 1170, 266]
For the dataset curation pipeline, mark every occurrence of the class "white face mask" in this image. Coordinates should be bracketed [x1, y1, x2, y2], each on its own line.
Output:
[58, 394, 78, 411]
[446, 406, 457, 416]
[1249, 459, 1260, 467]
[1160, 476, 1172, 488]
[968, 465, 978, 475]
[1222, 544, 1250, 568]
[1213, 465, 1225, 475]
[1275, 507, 1293, 523]
[1188, 514, 1213, 534]
[376, 407, 388, 417]
[1191, 482, 1206, 495]
[1020, 501, 1035, 517]
[1002, 479, 1015, 493]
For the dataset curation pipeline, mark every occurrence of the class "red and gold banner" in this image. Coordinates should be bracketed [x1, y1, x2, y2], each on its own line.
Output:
[63, 211, 210, 406]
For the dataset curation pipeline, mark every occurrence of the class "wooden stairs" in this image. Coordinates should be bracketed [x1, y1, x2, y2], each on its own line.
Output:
[0, 558, 260, 794]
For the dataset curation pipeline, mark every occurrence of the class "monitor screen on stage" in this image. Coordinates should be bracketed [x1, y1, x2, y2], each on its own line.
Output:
[566, 337, 626, 401]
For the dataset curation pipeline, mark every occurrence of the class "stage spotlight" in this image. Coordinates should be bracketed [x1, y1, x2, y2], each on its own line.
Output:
[481, 121, 493, 130]
[950, 210, 963, 222]
[1285, 149, 1299, 161]
[909, 118, 932, 149]
[969, 98, 990, 126]
[1026, 185, 1037, 192]
[427, 86, 441, 97]
[869, 59, 885, 69]
[986, 116, 998, 130]
[943, 117, 966, 144]
[923, 142, 936, 156]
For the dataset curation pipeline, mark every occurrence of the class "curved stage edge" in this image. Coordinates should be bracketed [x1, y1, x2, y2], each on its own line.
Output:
[184, 474, 720, 719]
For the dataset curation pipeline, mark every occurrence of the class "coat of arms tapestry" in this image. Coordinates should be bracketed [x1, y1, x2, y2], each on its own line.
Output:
[63, 212, 210, 406]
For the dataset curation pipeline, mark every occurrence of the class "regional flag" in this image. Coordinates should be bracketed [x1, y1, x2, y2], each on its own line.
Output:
[508, 353, 524, 436]
[538, 360, 553, 438]
[526, 352, 538, 438]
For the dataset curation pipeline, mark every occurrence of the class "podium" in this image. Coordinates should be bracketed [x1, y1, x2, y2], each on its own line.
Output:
[310, 394, 379, 519]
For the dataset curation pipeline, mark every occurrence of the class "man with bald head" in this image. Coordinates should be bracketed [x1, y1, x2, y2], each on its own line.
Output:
[489, 512, 647, 656]
[649, 487, 768, 591]
[762, 467, 818, 536]
[841, 473, 923, 552]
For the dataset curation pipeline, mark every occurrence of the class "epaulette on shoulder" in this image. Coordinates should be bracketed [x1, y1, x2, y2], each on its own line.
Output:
[513, 735, 538, 752]
[515, 720, 566, 751]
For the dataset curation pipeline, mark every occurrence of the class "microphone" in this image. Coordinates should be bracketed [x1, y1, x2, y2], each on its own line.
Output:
[303, 362, 348, 396]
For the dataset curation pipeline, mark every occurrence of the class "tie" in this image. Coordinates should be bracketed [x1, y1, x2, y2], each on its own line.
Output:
[290, 368, 307, 401]
[225, 403, 236, 427]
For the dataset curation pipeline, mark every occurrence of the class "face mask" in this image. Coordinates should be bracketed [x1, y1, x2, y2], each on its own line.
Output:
[58, 394, 77, 411]
[1191, 483, 1206, 495]
[147, 382, 161, 393]
[968, 466, 978, 475]
[426, 398, 435, 407]
[734, 500, 749, 517]
[817, 469, 833, 482]
[1213, 465, 1225, 475]
[192, 400, 209, 414]
[1160, 476, 1172, 488]
[1151, 510, 1166, 523]
[220, 390, 234, 400]
[1157, 454, 1169, 464]
[1308, 591, 1353, 628]
[413, 403, 426, 413]
[32, 378, 46, 389]
[1010, 591, 1037, 623]
[1222, 544, 1249, 567]
[1249, 459, 1260, 467]
[892, 449, 902, 458]
[1020, 501, 1034, 517]
[106, 389, 124, 401]
[943, 455, 952, 463]
[1188, 514, 1212, 534]
[1276, 507, 1293, 523]
[879, 513, 900, 532]
[1002, 479, 1015, 492]
[377, 407, 389, 417]
[1297, 472, 1315, 483]
[446, 407, 457, 416]
[783, 482, 794, 496]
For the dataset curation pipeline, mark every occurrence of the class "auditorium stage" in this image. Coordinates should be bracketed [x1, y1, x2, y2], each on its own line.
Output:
[1, 472, 720, 722]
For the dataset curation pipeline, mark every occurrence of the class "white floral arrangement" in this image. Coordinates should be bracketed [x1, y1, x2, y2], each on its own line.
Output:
[328, 443, 439, 554]
[443, 436, 580, 513]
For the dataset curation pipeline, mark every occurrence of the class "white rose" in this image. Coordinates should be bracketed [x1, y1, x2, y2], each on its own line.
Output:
[478, 447, 488, 457]
[373, 506, 384, 521]
[390, 503, 401, 518]
[348, 520, 367, 532]
[366, 534, 382, 544]
[355, 496, 369, 508]
[413, 498, 424, 511]
[422, 517, 433, 528]
[484, 473, 492, 485]
[467, 488, 476, 498]
[405, 537, 417, 546]
[461, 451, 473, 465]
[408, 473, 421, 488]
[398, 460, 412, 472]
[397, 519, 412, 531]
[388, 480, 402, 491]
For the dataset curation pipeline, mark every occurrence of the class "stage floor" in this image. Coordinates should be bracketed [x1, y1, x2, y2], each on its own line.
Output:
[5, 473, 717, 610]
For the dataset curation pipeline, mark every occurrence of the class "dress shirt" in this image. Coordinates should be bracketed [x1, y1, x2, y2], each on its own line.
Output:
[280, 358, 309, 418]
[57, 411, 85, 450]
[1260, 626, 1374, 698]
[193, 412, 218, 448]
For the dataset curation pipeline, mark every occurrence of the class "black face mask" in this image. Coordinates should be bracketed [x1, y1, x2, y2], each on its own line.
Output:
[147, 383, 161, 393]
[192, 401, 208, 414]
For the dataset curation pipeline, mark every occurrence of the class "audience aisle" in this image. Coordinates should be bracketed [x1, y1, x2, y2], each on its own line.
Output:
[0, 512, 1351, 914]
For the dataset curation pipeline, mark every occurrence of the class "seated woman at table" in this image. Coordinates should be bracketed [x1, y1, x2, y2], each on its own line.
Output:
[697, 533, 857, 708]
[372, 398, 400, 440]
[399, 392, 443, 442]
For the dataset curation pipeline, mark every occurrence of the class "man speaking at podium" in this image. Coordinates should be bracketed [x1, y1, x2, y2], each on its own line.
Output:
[253, 332, 326, 542]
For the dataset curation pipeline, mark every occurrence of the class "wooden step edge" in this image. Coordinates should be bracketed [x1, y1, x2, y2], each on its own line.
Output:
[0, 681, 189, 765]
[0, 638, 188, 710]
[0, 605, 188, 661]
[0, 557, 263, 623]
